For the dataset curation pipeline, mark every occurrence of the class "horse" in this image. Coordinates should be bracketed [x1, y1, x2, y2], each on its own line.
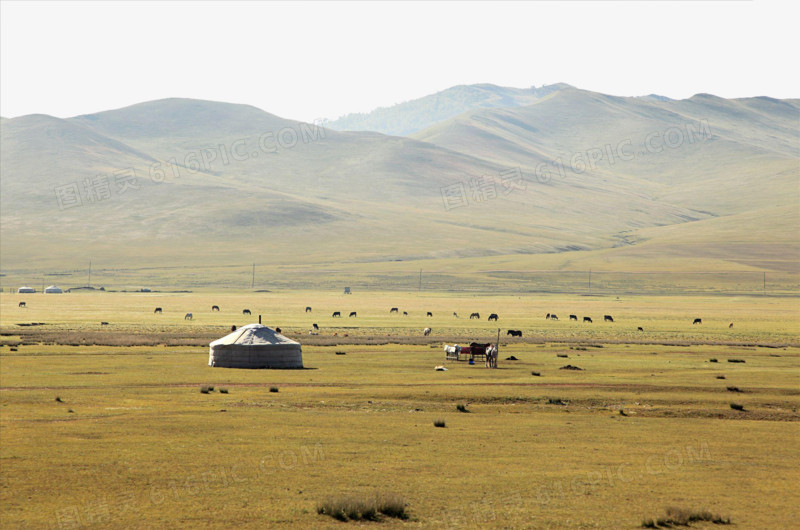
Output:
[154, 307, 162, 314]
[18, 302, 26, 307]
[488, 313, 498, 321]
[546, 313, 550, 320]
[332, 311, 341, 317]
[427, 312, 433, 317]
[729, 322, 734, 328]
[305, 306, 312, 313]
[211, 305, 220, 312]
[184, 313, 193, 320]
[604, 315, 614, 322]
[390, 307, 399, 313]
[693, 318, 702, 325]
[424, 327, 431, 336]
[583, 316, 592, 323]
[313, 323, 319, 330]
[637, 326, 644, 332]
[243, 309, 251, 315]
[470, 312, 480, 319]
[550, 314, 559, 321]
[485, 344, 498, 368]
[569, 315, 578, 321]
[403, 311, 408, 316]
[507, 329, 522, 337]
[349, 311, 357, 317]
[453, 312, 458, 318]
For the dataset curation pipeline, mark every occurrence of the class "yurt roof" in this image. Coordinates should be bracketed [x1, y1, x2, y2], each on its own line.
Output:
[45, 285, 61, 290]
[210, 324, 299, 347]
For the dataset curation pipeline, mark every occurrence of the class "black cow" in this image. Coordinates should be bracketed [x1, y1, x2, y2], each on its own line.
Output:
[604, 315, 614, 322]
[390, 307, 399, 313]
[231, 325, 237, 332]
[403, 311, 408, 316]
[546, 313, 550, 319]
[729, 322, 734, 328]
[637, 326, 644, 332]
[100, 321, 109, 326]
[470, 312, 480, 319]
[349, 311, 357, 317]
[305, 306, 312, 313]
[427, 312, 433, 317]
[211, 305, 220, 312]
[507, 329, 522, 337]
[550, 314, 559, 321]
[332, 311, 341, 317]
[275, 327, 282, 333]
[154, 307, 162, 314]
[312, 323, 319, 330]
[243, 309, 251, 315]
[693, 318, 702, 325]
[488, 313, 498, 321]
[583, 316, 592, 323]
[569, 314, 578, 321]
[18, 302, 26, 307]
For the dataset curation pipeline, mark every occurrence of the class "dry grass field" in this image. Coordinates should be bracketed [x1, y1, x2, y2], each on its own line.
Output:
[1, 291, 798, 528]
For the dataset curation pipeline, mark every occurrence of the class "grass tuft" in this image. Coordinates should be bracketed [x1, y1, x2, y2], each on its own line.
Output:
[642, 507, 731, 527]
[219, 388, 228, 394]
[200, 386, 210, 394]
[726, 386, 741, 392]
[728, 359, 746, 363]
[269, 386, 279, 393]
[730, 403, 745, 411]
[316, 492, 407, 522]
[531, 371, 541, 376]
[433, 419, 446, 428]
[456, 404, 469, 413]
[716, 375, 726, 379]
[55, 396, 63, 403]
[709, 358, 718, 363]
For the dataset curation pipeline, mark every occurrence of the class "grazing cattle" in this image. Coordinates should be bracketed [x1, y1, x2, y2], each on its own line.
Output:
[470, 312, 480, 319]
[211, 305, 220, 312]
[390, 307, 399, 313]
[729, 322, 734, 328]
[546, 313, 551, 320]
[550, 314, 559, 321]
[305, 306, 312, 313]
[243, 309, 251, 315]
[18, 302, 26, 307]
[275, 327, 282, 333]
[583, 316, 592, 323]
[332, 311, 341, 317]
[423, 327, 432, 336]
[349, 311, 357, 317]
[403, 311, 408, 316]
[569, 315, 578, 321]
[101, 322, 109, 326]
[488, 313, 498, 321]
[507, 329, 522, 337]
[638, 326, 644, 332]
[604, 315, 614, 322]
[231, 325, 237, 332]
[693, 318, 702, 324]
[427, 312, 433, 317]
[312, 323, 319, 330]
[154, 307, 162, 314]
[184, 313, 193, 320]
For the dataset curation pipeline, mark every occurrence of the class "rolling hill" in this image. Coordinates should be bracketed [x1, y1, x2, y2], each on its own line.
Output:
[1, 86, 797, 291]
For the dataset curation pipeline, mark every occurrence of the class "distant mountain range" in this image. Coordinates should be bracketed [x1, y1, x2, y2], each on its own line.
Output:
[1, 84, 798, 285]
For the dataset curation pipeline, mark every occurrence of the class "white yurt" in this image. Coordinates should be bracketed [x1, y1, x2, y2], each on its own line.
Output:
[209, 324, 303, 369]
[18, 286, 35, 293]
[44, 285, 63, 294]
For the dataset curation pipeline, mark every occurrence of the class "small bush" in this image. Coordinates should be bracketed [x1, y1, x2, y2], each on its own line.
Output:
[207, 386, 214, 392]
[641, 519, 657, 528]
[531, 371, 541, 376]
[642, 507, 731, 527]
[317, 492, 407, 522]
[335, 351, 346, 355]
[726, 386, 741, 392]
[433, 419, 446, 428]
[456, 404, 469, 413]
[548, 398, 566, 405]
[709, 358, 718, 363]
[269, 386, 279, 393]
[219, 388, 228, 394]
[67, 409, 74, 413]
[55, 396, 63, 403]
[716, 375, 726, 379]
[557, 353, 568, 358]
[730, 403, 745, 411]
[200, 386, 210, 394]
[728, 359, 746, 363]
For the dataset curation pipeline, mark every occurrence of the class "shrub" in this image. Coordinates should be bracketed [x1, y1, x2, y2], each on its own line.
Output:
[269, 386, 279, 393]
[642, 507, 731, 527]
[709, 358, 718, 363]
[730, 403, 745, 411]
[317, 492, 407, 522]
[728, 359, 746, 363]
[716, 375, 726, 379]
[335, 351, 346, 355]
[200, 386, 210, 394]
[531, 371, 541, 376]
[726, 386, 741, 392]
[434, 419, 446, 428]
[456, 404, 469, 413]
[219, 388, 228, 394]
[548, 398, 566, 405]
[55, 396, 63, 403]
[557, 353, 568, 358]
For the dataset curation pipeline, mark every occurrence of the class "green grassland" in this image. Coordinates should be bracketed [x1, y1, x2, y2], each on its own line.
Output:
[1, 292, 799, 528]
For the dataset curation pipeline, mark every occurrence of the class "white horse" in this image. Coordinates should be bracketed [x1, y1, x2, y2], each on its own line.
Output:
[485, 344, 498, 368]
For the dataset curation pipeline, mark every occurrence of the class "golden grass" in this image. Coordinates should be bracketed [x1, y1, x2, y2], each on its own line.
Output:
[1, 291, 799, 528]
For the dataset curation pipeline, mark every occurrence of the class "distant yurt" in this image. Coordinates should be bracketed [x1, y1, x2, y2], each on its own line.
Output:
[17, 286, 35, 293]
[44, 285, 63, 294]
[209, 324, 303, 369]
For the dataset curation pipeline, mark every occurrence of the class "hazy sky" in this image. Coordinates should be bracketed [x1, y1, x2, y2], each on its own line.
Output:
[1, 0, 797, 123]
